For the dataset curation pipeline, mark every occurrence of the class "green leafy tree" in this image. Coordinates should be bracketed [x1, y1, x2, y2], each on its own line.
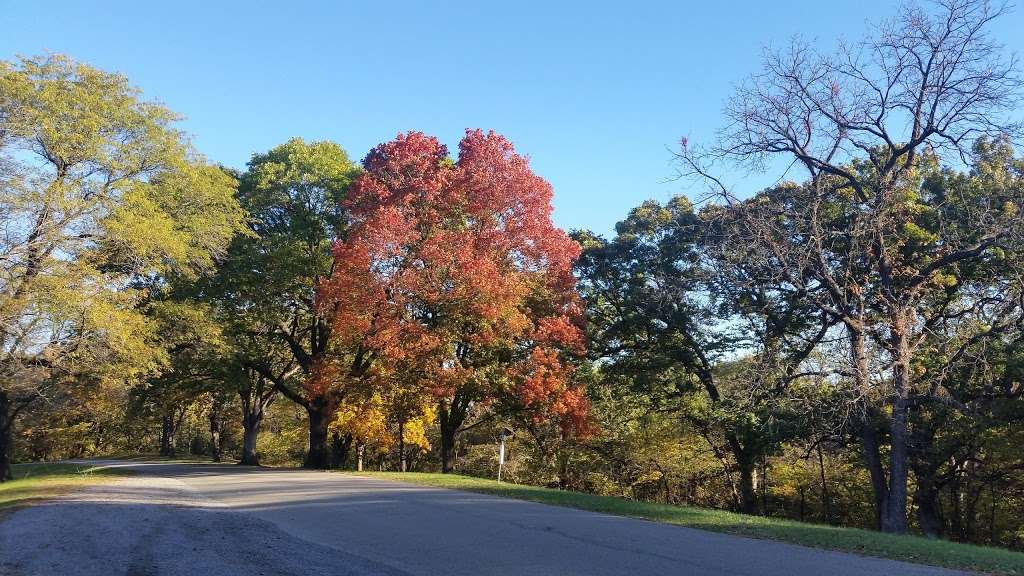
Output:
[678, 0, 1022, 532]
[576, 197, 829, 513]
[0, 54, 246, 480]
[130, 299, 233, 457]
[898, 137, 1024, 538]
[202, 138, 359, 468]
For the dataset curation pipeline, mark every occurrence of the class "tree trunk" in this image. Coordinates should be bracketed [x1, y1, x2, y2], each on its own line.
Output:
[559, 451, 570, 491]
[915, 478, 944, 538]
[988, 481, 997, 546]
[964, 459, 981, 541]
[330, 431, 353, 469]
[799, 486, 806, 521]
[736, 454, 759, 515]
[239, 411, 262, 466]
[883, 417, 909, 534]
[950, 473, 965, 539]
[440, 421, 457, 473]
[398, 419, 407, 472]
[727, 435, 759, 515]
[238, 376, 276, 466]
[859, 420, 889, 530]
[304, 405, 331, 469]
[438, 394, 471, 474]
[159, 413, 176, 457]
[760, 457, 769, 514]
[357, 442, 364, 471]
[882, 325, 912, 534]
[817, 444, 832, 524]
[0, 391, 12, 482]
[210, 424, 222, 463]
[330, 431, 340, 468]
[851, 327, 890, 531]
[209, 398, 224, 463]
[343, 434, 353, 467]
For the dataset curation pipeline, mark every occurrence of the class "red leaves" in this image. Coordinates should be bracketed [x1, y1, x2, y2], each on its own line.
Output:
[319, 129, 591, 436]
[534, 315, 586, 356]
[513, 348, 592, 436]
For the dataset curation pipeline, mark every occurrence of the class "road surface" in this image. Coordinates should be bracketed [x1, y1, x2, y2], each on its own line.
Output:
[0, 461, 971, 576]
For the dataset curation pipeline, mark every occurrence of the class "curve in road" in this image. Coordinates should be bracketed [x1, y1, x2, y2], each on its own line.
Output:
[0, 461, 972, 576]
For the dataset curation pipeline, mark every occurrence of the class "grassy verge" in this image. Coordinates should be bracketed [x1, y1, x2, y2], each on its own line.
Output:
[0, 462, 130, 518]
[350, 471, 1024, 575]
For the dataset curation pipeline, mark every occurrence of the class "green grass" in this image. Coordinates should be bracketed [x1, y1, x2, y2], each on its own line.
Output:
[350, 471, 1024, 575]
[0, 462, 130, 517]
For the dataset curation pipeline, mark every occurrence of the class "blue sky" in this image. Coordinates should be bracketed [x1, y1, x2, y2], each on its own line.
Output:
[3, 1, 1022, 235]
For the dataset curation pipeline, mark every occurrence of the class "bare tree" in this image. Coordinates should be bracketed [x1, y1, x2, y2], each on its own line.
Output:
[681, 0, 1023, 533]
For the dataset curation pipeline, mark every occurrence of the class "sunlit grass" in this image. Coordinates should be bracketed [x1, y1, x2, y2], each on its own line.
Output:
[351, 471, 1024, 575]
[0, 462, 130, 517]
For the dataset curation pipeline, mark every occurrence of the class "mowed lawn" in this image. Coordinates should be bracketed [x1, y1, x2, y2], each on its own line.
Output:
[351, 471, 1024, 576]
[0, 463, 129, 518]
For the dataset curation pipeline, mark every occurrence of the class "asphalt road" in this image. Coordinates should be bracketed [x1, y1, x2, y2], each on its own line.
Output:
[0, 461, 972, 576]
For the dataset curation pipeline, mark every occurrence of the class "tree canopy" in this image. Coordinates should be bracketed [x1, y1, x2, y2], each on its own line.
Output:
[0, 54, 246, 480]
[6, 0, 1024, 554]
[319, 130, 591, 472]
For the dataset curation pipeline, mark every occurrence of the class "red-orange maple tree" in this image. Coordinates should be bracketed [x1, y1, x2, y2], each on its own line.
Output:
[318, 129, 590, 472]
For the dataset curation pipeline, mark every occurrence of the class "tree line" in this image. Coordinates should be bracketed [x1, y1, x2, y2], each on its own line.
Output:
[3, 0, 1024, 549]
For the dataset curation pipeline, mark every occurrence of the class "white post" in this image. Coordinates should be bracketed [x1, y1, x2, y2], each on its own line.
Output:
[498, 438, 506, 482]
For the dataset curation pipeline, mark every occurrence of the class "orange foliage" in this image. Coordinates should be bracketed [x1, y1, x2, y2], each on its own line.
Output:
[318, 129, 591, 436]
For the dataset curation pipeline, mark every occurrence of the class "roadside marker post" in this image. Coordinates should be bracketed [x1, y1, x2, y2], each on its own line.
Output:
[497, 427, 514, 482]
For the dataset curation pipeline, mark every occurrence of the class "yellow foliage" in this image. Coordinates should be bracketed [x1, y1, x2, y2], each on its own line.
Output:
[0, 53, 247, 401]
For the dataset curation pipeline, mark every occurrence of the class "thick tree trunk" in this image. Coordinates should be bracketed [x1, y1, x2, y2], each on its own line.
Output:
[330, 431, 353, 469]
[882, 326, 912, 534]
[760, 457, 769, 514]
[239, 412, 262, 466]
[209, 400, 223, 463]
[950, 474, 965, 540]
[330, 431, 340, 467]
[859, 419, 889, 530]
[438, 394, 470, 473]
[964, 460, 981, 541]
[93, 423, 107, 457]
[239, 377, 275, 466]
[850, 327, 891, 531]
[0, 391, 12, 482]
[737, 457, 759, 515]
[884, 427, 911, 532]
[440, 421, 457, 473]
[727, 435, 759, 515]
[210, 426, 222, 463]
[558, 452, 571, 490]
[159, 413, 176, 457]
[304, 405, 331, 469]
[915, 478, 945, 538]
[356, 442, 365, 471]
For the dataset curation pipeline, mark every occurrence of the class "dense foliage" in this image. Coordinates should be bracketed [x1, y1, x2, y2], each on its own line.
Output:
[319, 130, 590, 473]
[3, 0, 1024, 553]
